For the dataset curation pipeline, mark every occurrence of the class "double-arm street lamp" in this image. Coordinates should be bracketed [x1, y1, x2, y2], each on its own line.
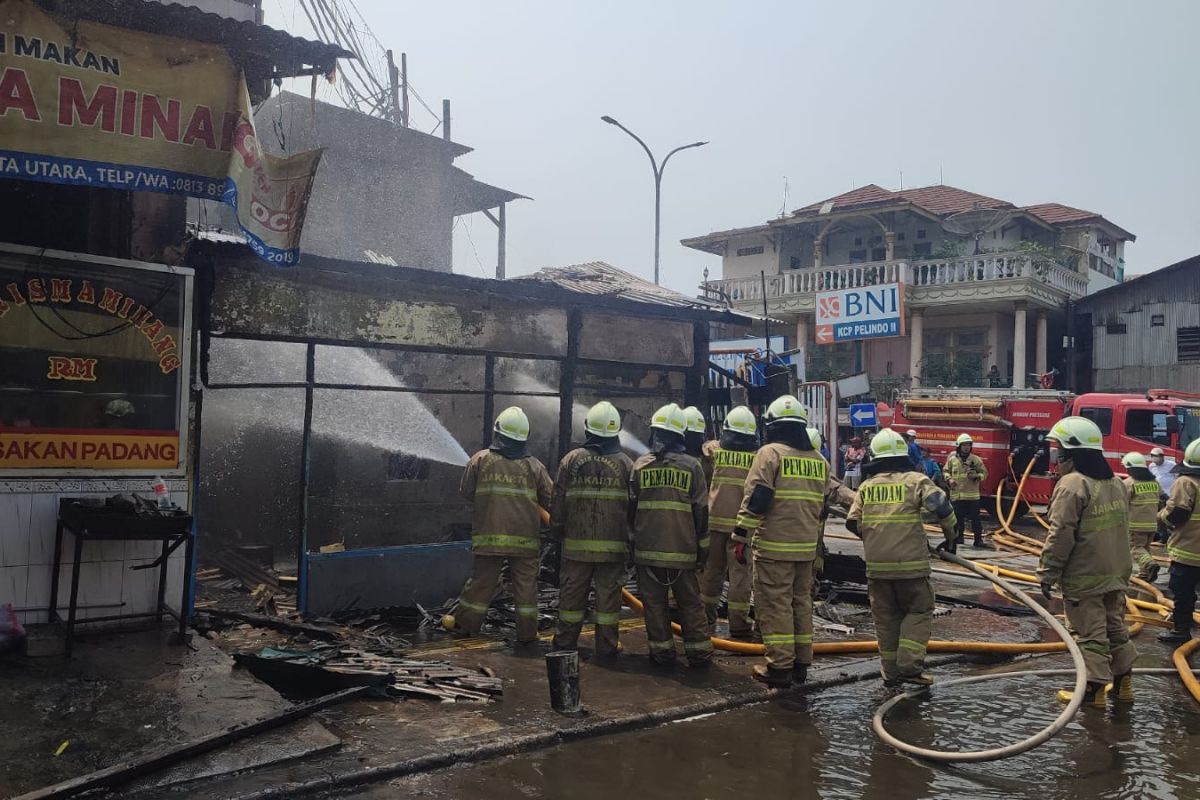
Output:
[600, 115, 707, 285]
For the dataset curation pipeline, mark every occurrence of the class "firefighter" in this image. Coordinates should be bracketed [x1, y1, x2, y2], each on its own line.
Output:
[683, 406, 708, 461]
[945, 433, 989, 548]
[1121, 452, 1162, 583]
[1157, 439, 1200, 644]
[550, 401, 634, 658]
[448, 406, 553, 644]
[699, 406, 758, 639]
[1037, 416, 1136, 707]
[630, 403, 712, 668]
[847, 429, 957, 686]
[731, 395, 840, 688]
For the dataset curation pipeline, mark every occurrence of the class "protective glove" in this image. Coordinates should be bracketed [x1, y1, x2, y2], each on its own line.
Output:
[696, 545, 709, 569]
[1040, 582, 1054, 602]
[733, 541, 748, 566]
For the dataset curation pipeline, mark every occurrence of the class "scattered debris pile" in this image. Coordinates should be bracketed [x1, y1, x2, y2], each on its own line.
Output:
[196, 548, 296, 616]
[235, 646, 503, 703]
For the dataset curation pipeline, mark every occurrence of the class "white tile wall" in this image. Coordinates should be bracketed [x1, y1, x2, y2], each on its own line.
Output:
[0, 479, 191, 626]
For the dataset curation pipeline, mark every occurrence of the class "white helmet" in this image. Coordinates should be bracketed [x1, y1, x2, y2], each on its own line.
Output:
[650, 403, 687, 435]
[806, 427, 823, 451]
[764, 395, 808, 425]
[494, 406, 530, 442]
[1121, 452, 1147, 469]
[682, 406, 706, 434]
[584, 401, 621, 438]
[1047, 416, 1104, 451]
[1185, 439, 1200, 468]
[870, 429, 909, 459]
[956, 433, 974, 446]
[723, 406, 757, 436]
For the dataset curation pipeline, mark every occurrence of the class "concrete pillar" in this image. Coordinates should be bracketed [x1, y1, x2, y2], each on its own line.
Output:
[796, 315, 808, 349]
[909, 309, 923, 388]
[986, 313, 1000, 372]
[813, 238, 824, 268]
[1036, 310, 1048, 376]
[884, 231, 896, 261]
[1013, 305, 1028, 389]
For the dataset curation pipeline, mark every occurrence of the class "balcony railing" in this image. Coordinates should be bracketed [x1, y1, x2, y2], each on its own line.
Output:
[706, 252, 1088, 305]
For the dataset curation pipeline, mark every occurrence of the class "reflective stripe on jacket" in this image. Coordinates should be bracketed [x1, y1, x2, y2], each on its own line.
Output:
[551, 446, 633, 563]
[1037, 472, 1131, 597]
[461, 449, 553, 556]
[1161, 475, 1200, 567]
[631, 451, 708, 569]
[736, 442, 836, 562]
[1122, 476, 1161, 534]
[704, 440, 756, 534]
[944, 453, 987, 501]
[847, 470, 956, 579]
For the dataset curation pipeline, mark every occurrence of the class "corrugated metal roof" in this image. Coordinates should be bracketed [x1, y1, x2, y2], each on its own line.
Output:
[515, 262, 733, 312]
[35, 0, 353, 75]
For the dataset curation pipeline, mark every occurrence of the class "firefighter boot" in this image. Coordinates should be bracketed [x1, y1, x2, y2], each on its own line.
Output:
[901, 672, 935, 686]
[1057, 682, 1109, 708]
[1112, 672, 1134, 703]
[793, 664, 809, 685]
[1157, 627, 1193, 645]
[753, 664, 792, 689]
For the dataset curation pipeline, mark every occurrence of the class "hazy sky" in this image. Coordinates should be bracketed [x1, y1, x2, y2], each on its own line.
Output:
[268, 1, 1199, 293]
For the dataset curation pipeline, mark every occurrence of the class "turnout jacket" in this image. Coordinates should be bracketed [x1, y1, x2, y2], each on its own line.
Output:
[847, 470, 957, 580]
[630, 451, 709, 570]
[1037, 472, 1131, 598]
[735, 443, 840, 562]
[1160, 474, 1200, 567]
[703, 440, 756, 534]
[1121, 475, 1162, 539]
[550, 447, 634, 563]
[944, 452, 987, 501]
[460, 449, 553, 557]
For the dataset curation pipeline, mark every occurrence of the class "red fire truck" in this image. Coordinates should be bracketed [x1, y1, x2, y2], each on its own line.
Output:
[887, 388, 1200, 514]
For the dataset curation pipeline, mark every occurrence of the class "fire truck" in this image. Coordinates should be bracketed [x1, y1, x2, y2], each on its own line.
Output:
[887, 388, 1200, 514]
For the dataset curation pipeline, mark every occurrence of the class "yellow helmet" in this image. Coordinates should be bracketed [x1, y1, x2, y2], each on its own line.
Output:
[1121, 451, 1147, 469]
[723, 406, 757, 436]
[682, 406, 706, 434]
[494, 406, 530, 442]
[584, 401, 621, 438]
[1185, 439, 1200, 468]
[650, 403, 687, 435]
[764, 395, 808, 425]
[956, 433, 973, 446]
[806, 426, 823, 451]
[870, 429, 909, 459]
[1048, 416, 1104, 451]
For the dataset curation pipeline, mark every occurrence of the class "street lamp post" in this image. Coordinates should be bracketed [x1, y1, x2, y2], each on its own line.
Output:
[601, 115, 707, 285]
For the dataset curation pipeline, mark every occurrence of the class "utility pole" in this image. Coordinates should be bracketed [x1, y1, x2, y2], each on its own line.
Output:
[386, 50, 401, 124]
[600, 116, 707, 285]
[400, 52, 409, 127]
[442, 99, 451, 141]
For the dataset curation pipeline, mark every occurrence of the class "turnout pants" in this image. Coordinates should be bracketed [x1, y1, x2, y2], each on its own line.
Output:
[1169, 563, 1200, 634]
[553, 559, 626, 656]
[1131, 532, 1156, 579]
[868, 577, 934, 681]
[753, 557, 814, 670]
[454, 554, 541, 643]
[953, 499, 983, 540]
[698, 531, 754, 636]
[636, 565, 713, 666]
[1064, 590, 1137, 684]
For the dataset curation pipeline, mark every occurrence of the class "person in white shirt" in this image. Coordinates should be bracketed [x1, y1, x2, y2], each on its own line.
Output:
[1149, 447, 1177, 543]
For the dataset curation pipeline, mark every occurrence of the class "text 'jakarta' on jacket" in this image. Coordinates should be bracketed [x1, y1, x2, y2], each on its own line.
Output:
[630, 450, 709, 569]
[460, 449, 553, 557]
[1037, 472, 1131, 597]
[550, 446, 634, 563]
[1160, 474, 1200, 566]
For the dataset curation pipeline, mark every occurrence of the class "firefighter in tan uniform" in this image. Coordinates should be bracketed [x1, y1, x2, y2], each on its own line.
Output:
[1037, 416, 1136, 707]
[447, 407, 553, 644]
[1157, 439, 1200, 644]
[630, 403, 713, 668]
[550, 401, 633, 658]
[847, 429, 957, 686]
[1121, 452, 1162, 583]
[732, 395, 840, 688]
[698, 406, 758, 638]
[944, 433, 989, 548]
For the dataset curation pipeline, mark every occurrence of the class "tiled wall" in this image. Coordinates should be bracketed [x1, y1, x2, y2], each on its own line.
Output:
[0, 479, 190, 626]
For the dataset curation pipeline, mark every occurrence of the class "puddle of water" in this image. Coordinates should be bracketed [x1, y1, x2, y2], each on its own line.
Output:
[347, 662, 1200, 800]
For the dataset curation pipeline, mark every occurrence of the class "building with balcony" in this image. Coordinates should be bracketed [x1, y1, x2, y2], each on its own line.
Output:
[683, 183, 1135, 391]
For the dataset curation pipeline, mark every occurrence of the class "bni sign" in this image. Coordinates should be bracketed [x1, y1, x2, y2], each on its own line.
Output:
[814, 283, 905, 344]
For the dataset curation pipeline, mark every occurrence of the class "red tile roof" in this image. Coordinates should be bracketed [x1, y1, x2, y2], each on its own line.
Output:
[794, 183, 898, 214]
[1022, 202, 1101, 225]
[897, 185, 1013, 216]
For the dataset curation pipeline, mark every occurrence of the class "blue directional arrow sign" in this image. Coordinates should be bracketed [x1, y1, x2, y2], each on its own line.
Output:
[849, 403, 877, 428]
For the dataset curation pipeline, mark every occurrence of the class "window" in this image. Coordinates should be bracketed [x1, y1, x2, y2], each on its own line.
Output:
[1151, 314, 1165, 327]
[912, 242, 932, 257]
[736, 245, 764, 257]
[1179, 326, 1200, 363]
[1078, 406, 1113, 435]
[854, 237, 863, 246]
[1106, 321, 1127, 335]
[917, 229, 927, 240]
[1126, 409, 1170, 446]
[871, 247, 886, 261]
[848, 249, 868, 263]
[897, 232, 906, 241]
[789, 256, 803, 268]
